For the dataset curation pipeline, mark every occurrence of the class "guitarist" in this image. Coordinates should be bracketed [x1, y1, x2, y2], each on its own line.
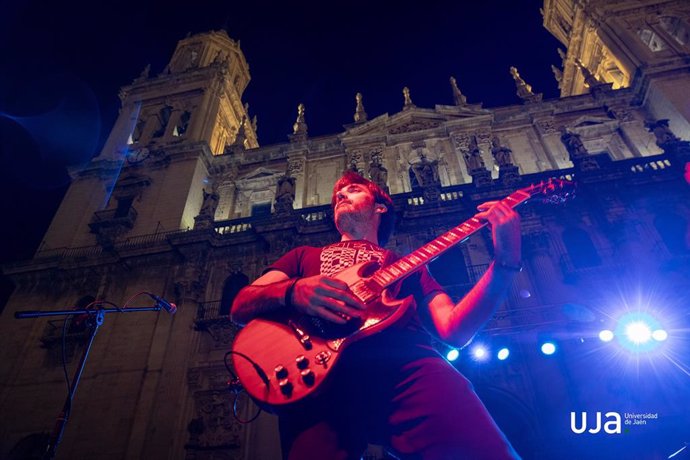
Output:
[231, 171, 522, 459]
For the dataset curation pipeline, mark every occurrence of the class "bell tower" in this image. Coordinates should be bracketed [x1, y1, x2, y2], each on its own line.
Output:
[543, 0, 690, 138]
[39, 30, 258, 252]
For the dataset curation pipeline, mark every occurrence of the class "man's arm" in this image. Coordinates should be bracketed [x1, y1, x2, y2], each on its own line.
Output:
[230, 270, 365, 326]
[423, 200, 521, 347]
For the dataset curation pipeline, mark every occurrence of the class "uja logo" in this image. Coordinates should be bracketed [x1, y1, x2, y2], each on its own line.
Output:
[570, 412, 622, 434]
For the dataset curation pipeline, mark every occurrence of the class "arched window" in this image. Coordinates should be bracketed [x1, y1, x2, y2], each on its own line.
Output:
[638, 28, 668, 52]
[562, 227, 601, 268]
[659, 16, 690, 46]
[152, 106, 173, 138]
[654, 213, 689, 254]
[173, 111, 191, 136]
[220, 272, 249, 316]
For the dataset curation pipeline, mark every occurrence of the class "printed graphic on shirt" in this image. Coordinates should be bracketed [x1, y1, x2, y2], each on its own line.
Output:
[320, 241, 386, 277]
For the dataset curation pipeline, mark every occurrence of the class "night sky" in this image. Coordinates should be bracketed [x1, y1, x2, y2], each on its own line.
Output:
[0, 0, 562, 269]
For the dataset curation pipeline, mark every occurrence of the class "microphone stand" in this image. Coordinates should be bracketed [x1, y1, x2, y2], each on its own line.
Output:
[15, 306, 164, 460]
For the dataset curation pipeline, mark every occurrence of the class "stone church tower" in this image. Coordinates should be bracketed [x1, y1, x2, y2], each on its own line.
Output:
[2, 3, 690, 459]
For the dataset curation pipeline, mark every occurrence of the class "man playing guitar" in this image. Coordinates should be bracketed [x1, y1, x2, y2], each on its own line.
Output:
[231, 171, 522, 459]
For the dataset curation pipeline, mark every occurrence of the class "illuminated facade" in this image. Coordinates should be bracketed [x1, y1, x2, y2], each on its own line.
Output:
[1, 1, 689, 459]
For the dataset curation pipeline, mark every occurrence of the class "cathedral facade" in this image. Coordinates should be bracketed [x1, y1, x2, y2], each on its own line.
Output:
[1, 1, 689, 459]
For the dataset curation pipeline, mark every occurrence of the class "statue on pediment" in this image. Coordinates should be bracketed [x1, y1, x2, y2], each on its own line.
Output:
[561, 130, 588, 159]
[274, 175, 296, 213]
[464, 136, 486, 172]
[411, 153, 440, 187]
[368, 156, 388, 191]
[491, 136, 513, 167]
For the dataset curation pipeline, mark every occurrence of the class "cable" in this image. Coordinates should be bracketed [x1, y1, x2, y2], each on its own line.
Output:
[224, 350, 265, 424]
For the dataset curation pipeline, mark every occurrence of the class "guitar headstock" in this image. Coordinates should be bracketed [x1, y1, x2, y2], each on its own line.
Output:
[523, 178, 576, 205]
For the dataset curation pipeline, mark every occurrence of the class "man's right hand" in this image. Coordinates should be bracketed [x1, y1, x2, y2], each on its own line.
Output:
[290, 276, 366, 324]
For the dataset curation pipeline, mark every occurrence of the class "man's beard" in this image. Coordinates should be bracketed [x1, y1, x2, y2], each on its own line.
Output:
[335, 205, 370, 236]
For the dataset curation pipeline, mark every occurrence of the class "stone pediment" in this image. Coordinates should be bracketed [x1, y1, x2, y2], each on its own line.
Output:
[570, 116, 617, 128]
[343, 113, 390, 137]
[387, 109, 447, 135]
[568, 115, 619, 136]
[235, 166, 281, 190]
[241, 167, 279, 180]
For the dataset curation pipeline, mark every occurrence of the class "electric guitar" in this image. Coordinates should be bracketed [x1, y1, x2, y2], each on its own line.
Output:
[231, 179, 574, 410]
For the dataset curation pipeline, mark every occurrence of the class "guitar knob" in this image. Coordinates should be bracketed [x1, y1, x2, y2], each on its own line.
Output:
[300, 369, 315, 386]
[274, 365, 288, 380]
[295, 355, 309, 369]
[278, 379, 293, 396]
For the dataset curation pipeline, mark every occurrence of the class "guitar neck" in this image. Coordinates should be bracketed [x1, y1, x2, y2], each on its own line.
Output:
[370, 188, 533, 289]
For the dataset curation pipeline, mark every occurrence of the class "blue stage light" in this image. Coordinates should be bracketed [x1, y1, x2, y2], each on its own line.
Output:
[598, 330, 614, 342]
[541, 342, 557, 355]
[497, 348, 510, 360]
[652, 329, 668, 342]
[470, 344, 489, 362]
[615, 312, 665, 353]
[446, 349, 460, 361]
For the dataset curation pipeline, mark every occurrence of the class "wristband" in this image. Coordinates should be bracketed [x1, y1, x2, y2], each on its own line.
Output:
[495, 260, 523, 272]
[285, 278, 299, 309]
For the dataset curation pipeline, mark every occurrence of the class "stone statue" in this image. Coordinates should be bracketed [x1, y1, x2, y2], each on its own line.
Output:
[292, 103, 308, 136]
[645, 119, 679, 148]
[491, 136, 513, 167]
[450, 76, 467, 106]
[251, 115, 258, 133]
[200, 186, 219, 217]
[403, 87, 414, 107]
[464, 136, 486, 171]
[354, 92, 368, 123]
[576, 59, 601, 88]
[551, 65, 563, 84]
[561, 130, 588, 159]
[411, 153, 440, 187]
[275, 175, 296, 201]
[368, 157, 388, 189]
[274, 175, 296, 213]
[510, 66, 542, 103]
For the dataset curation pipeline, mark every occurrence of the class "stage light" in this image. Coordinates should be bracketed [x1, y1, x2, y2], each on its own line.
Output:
[497, 348, 510, 360]
[625, 321, 651, 344]
[615, 312, 666, 353]
[446, 348, 460, 362]
[541, 342, 557, 355]
[599, 330, 614, 342]
[470, 344, 490, 362]
[652, 329, 668, 341]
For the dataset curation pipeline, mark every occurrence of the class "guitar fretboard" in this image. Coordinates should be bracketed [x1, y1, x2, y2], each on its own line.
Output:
[370, 189, 532, 289]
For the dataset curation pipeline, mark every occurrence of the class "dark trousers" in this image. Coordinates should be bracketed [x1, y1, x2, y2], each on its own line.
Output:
[279, 353, 520, 460]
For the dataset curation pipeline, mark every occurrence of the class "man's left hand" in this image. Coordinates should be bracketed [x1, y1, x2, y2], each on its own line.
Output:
[475, 201, 521, 267]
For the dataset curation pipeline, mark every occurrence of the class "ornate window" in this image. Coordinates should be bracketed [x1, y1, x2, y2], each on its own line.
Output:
[659, 16, 690, 46]
[251, 202, 272, 217]
[638, 28, 668, 52]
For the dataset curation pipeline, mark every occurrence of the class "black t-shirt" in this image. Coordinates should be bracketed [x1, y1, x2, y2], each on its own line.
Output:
[266, 240, 444, 359]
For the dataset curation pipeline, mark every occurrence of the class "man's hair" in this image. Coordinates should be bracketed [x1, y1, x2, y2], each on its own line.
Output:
[331, 171, 395, 246]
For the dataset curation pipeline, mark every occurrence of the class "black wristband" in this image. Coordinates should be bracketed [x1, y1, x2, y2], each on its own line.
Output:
[285, 278, 299, 309]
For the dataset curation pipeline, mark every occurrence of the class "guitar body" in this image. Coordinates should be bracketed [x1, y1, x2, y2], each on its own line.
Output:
[231, 261, 414, 409]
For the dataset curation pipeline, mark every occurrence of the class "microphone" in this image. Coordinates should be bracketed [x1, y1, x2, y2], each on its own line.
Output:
[147, 293, 177, 315]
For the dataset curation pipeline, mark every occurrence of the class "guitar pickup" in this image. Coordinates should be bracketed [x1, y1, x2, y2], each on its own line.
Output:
[288, 320, 313, 350]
